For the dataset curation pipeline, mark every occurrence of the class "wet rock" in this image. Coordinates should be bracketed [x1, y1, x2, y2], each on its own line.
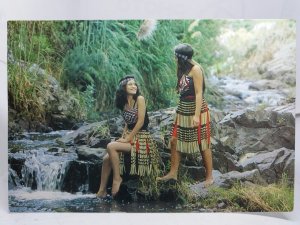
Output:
[57, 121, 108, 146]
[8, 168, 22, 189]
[62, 160, 101, 193]
[8, 153, 26, 179]
[76, 145, 106, 162]
[88, 137, 111, 148]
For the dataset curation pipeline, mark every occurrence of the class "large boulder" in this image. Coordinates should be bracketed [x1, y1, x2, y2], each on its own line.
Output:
[57, 121, 111, 147]
[239, 147, 294, 184]
[214, 104, 295, 156]
[190, 169, 267, 198]
[259, 42, 296, 87]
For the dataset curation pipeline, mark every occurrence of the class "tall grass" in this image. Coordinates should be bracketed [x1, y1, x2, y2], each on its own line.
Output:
[8, 21, 65, 121]
[61, 20, 179, 113]
[8, 20, 223, 123]
[196, 176, 294, 212]
[8, 64, 46, 120]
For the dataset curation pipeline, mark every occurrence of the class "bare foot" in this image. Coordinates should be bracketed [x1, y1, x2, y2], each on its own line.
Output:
[96, 190, 107, 198]
[112, 177, 123, 197]
[156, 173, 177, 182]
[204, 178, 214, 188]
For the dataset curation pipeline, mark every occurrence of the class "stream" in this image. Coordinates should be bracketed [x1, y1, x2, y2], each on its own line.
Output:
[8, 131, 188, 212]
[208, 75, 287, 112]
[8, 76, 289, 212]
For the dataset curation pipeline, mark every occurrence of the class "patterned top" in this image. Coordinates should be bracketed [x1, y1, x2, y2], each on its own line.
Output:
[122, 107, 138, 126]
[179, 75, 195, 99]
[122, 100, 149, 130]
[179, 73, 205, 99]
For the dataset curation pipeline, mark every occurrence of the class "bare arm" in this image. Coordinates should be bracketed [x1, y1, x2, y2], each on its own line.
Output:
[191, 65, 203, 125]
[126, 96, 146, 141]
[117, 96, 146, 143]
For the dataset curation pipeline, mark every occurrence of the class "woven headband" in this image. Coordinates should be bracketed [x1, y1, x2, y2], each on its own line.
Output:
[119, 77, 135, 86]
[175, 52, 190, 60]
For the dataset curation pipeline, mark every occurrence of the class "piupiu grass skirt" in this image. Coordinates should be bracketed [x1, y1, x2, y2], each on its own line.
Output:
[119, 130, 160, 176]
[170, 97, 211, 154]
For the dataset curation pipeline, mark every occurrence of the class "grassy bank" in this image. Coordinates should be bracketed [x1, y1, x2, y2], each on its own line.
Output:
[184, 177, 294, 212]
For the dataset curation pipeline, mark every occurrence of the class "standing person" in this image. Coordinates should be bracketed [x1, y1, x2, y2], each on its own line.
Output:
[97, 75, 160, 198]
[157, 43, 214, 187]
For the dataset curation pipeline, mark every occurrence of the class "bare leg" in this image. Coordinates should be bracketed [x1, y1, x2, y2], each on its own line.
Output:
[200, 148, 214, 187]
[157, 137, 181, 181]
[96, 153, 111, 197]
[106, 141, 131, 196]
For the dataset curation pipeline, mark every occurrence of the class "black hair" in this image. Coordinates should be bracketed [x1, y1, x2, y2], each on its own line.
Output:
[174, 43, 205, 93]
[115, 75, 141, 110]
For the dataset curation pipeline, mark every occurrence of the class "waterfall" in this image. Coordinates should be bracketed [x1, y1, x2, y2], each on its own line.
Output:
[21, 150, 71, 191]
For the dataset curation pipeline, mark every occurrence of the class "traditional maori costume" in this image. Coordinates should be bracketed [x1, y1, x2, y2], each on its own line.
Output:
[171, 71, 211, 153]
[119, 101, 160, 176]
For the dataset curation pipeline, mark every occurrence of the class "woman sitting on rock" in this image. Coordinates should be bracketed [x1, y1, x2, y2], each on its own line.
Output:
[96, 75, 160, 198]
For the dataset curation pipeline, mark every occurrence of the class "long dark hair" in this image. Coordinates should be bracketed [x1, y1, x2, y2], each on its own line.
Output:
[115, 75, 141, 110]
[174, 43, 206, 93]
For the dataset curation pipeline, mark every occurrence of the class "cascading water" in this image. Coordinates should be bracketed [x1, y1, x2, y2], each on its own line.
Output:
[21, 149, 72, 191]
[208, 75, 287, 111]
[9, 131, 78, 191]
[8, 131, 188, 212]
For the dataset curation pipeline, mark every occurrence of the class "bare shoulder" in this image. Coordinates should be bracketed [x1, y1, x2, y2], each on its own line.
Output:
[137, 95, 145, 104]
[190, 64, 203, 77]
[137, 95, 145, 101]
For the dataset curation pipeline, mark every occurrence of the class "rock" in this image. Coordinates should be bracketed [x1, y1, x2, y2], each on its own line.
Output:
[61, 160, 102, 193]
[49, 114, 76, 130]
[88, 137, 111, 148]
[57, 121, 108, 146]
[215, 105, 295, 156]
[261, 42, 296, 86]
[74, 132, 88, 145]
[76, 145, 106, 162]
[283, 152, 295, 184]
[239, 147, 294, 183]
[249, 79, 285, 91]
[8, 168, 22, 189]
[181, 165, 205, 181]
[8, 153, 27, 179]
[190, 169, 266, 198]
[47, 147, 65, 153]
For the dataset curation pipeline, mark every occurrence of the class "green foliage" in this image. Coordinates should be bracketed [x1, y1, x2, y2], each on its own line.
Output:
[8, 20, 223, 122]
[194, 178, 294, 212]
[8, 63, 46, 120]
[8, 21, 66, 78]
[62, 46, 96, 91]
[178, 19, 224, 71]
[61, 20, 179, 113]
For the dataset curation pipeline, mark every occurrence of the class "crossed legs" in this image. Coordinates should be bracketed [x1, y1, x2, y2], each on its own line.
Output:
[97, 141, 131, 197]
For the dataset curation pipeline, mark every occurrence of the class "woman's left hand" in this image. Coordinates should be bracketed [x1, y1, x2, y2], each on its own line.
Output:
[116, 136, 132, 143]
[193, 115, 200, 127]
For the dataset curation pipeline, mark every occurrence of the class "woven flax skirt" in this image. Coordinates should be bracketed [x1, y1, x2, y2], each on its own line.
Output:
[119, 130, 160, 176]
[170, 97, 211, 154]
